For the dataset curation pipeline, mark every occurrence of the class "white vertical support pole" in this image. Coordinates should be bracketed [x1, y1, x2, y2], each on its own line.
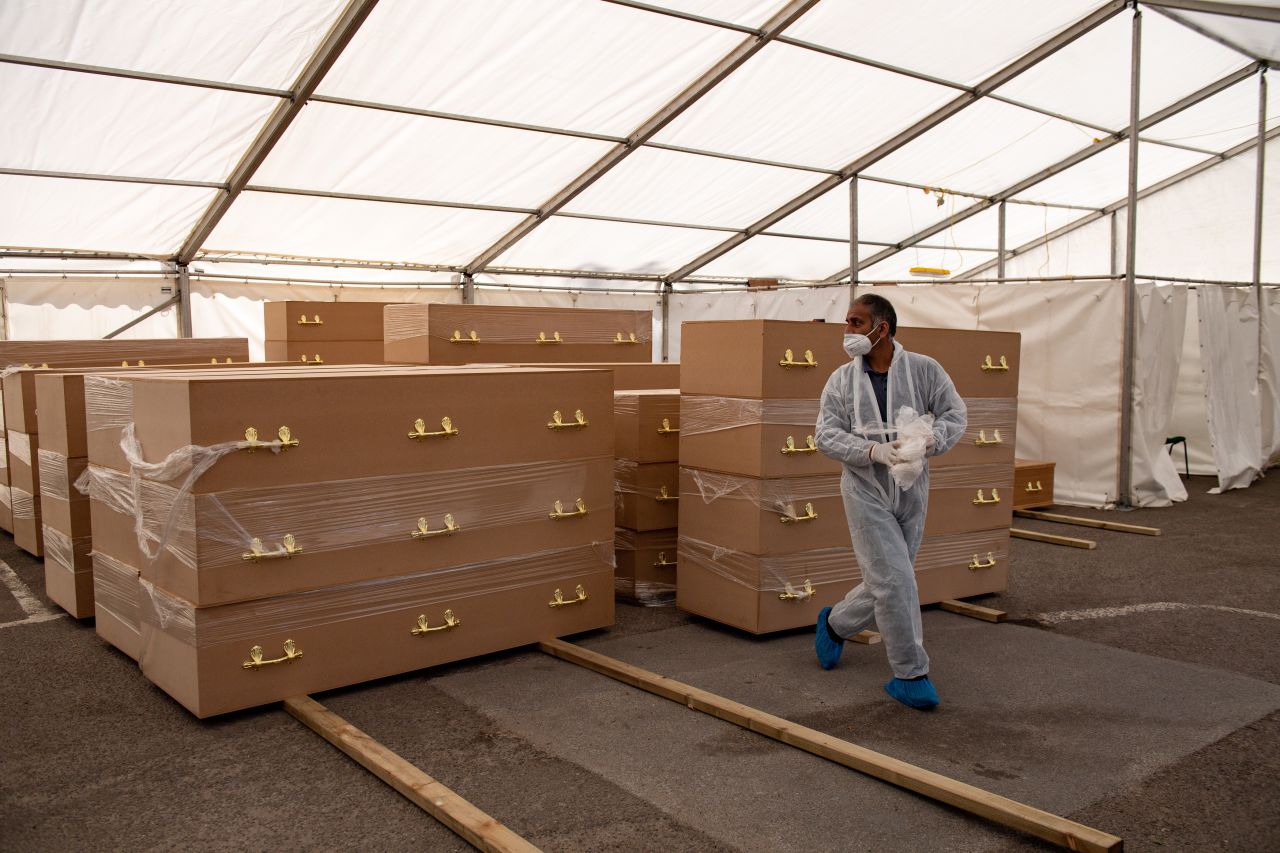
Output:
[1110, 211, 1119, 277]
[661, 281, 672, 363]
[0, 278, 8, 340]
[1118, 4, 1142, 508]
[1253, 68, 1267, 370]
[176, 263, 193, 338]
[997, 201, 1007, 283]
[462, 272, 475, 305]
[849, 175, 860, 303]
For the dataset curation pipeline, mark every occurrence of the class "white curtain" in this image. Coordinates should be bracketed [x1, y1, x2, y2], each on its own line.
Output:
[1130, 283, 1188, 506]
[1168, 288, 1217, 475]
[1197, 285, 1263, 492]
[1261, 287, 1280, 470]
[4, 276, 179, 340]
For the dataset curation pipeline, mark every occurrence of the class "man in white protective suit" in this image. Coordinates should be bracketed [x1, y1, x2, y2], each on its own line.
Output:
[813, 294, 967, 709]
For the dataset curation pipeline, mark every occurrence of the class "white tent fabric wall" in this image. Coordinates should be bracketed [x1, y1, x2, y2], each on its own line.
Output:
[4, 277, 179, 341]
[1262, 288, 1280, 469]
[868, 282, 1126, 507]
[189, 278, 461, 361]
[665, 286, 847, 361]
[1197, 285, 1263, 492]
[1131, 283, 1189, 507]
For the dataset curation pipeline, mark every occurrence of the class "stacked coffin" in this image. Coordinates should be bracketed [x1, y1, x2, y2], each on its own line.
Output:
[613, 389, 680, 606]
[81, 365, 615, 717]
[676, 320, 1020, 634]
[264, 301, 395, 365]
[677, 320, 848, 633]
[1014, 458, 1055, 509]
[384, 304, 654, 364]
[0, 339, 249, 551]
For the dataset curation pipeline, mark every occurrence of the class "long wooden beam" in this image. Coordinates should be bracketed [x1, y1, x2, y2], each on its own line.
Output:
[1015, 510, 1161, 536]
[284, 695, 541, 853]
[1011, 528, 1098, 550]
[538, 639, 1122, 852]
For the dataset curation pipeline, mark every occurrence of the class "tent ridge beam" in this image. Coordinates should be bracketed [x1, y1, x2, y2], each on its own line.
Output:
[173, 0, 383, 264]
[822, 61, 1257, 284]
[461, 0, 821, 276]
[0, 52, 291, 98]
[664, 0, 1126, 283]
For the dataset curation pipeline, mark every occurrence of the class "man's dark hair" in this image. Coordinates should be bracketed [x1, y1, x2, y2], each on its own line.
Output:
[855, 293, 897, 337]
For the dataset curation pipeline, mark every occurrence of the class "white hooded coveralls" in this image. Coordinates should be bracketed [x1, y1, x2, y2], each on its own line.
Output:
[814, 340, 967, 678]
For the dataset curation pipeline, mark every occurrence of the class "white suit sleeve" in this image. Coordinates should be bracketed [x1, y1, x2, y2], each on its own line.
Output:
[815, 368, 877, 466]
[924, 360, 967, 457]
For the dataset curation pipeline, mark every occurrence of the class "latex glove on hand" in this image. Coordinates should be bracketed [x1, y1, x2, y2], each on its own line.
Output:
[925, 432, 937, 454]
[869, 441, 902, 467]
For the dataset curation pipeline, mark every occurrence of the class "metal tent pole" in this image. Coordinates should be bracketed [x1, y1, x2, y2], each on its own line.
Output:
[1254, 68, 1268, 451]
[849, 176, 860, 301]
[1118, 6, 1142, 508]
[997, 201, 1007, 283]
[462, 273, 475, 305]
[176, 263, 193, 337]
[661, 281, 672, 363]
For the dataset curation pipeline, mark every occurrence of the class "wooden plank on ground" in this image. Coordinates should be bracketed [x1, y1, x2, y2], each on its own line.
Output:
[938, 599, 1007, 623]
[1014, 509, 1160, 536]
[539, 639, 1122, 853]
[284, 695, 541, 853]
[852, 630, 882, 644]
[1011, 528, 1097, 550]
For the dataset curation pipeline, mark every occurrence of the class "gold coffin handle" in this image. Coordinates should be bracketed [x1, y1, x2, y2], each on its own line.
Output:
[547, 409, 588, 430]
[781, 434, 818, 455]
[654, 552, 677, 569]
[409, 416, 459, 439]
[974, 428, 1003, 446]
[241, 533, 302, 561]
[299, 354, 323, 364]
[450, 329, 480, 343]
[549, 584, 589, 608]
[968, 552, 997, 571]
[297, 314, 323, 325]
[536, 331, 563, 344]
[981, 354, 1010, 372]
[778, 579, 815, 601]
[1025, 480, 1043, 493]
[656, 417, 680, 435]
[243, 639, 302, 669]
[549, 497, 588, 520]
[778, 348, 818, 369]
[654, 485, 679, 504]
[412, 513, 459, 539]
[411, 609, 461, 635]
[779, 502, 818, 524]
[972, 488, 1002, 506]
[242, 425, 300, 453]
[614, 332, 639, 344]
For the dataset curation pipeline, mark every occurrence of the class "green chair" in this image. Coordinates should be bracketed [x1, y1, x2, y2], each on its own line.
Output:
[1165, 435, 1189, 477]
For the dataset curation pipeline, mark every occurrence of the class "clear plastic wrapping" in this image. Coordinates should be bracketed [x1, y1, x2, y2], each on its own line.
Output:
[682, 467, 841, 520]
[84, 375, 134, 435]
[38, 449, 72, 501]
[139, 540, 615, 647]
[7, 430, 32, 466]
[614, 527, 678, 607]
[955, 397, 1018, 444]
[12, 487, 35, 520]
[92, 551, 141, 627]
[680, 396, 821, 436]
[42, 524, 90, 573]
[0, 484, 11, 510]
[888, 406, 935, 490]
[613, 459, 679, 501]
[927, 462, 1016, 489]
[678, 535, 860, 597]
[84, 453, 610, 571]
[384, 304, 652, 345]
[913, 530, 1010, 571]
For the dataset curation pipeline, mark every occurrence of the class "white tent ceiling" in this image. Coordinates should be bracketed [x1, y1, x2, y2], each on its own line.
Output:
[1, 0, 1277, 285]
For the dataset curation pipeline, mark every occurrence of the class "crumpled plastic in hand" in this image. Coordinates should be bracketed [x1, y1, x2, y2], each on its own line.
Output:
[889, 406, 935, 491]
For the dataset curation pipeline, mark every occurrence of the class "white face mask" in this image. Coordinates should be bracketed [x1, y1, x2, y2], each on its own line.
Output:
[843, 323, 883, 359]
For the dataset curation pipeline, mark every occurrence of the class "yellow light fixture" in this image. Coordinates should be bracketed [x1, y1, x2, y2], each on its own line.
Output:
[909, 266, 951, 278]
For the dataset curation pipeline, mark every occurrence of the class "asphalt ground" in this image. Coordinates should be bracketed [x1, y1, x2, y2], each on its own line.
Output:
[1, 473, 1277, 852]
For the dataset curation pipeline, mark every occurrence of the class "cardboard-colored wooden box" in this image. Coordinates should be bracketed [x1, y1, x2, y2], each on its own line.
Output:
[678, 394, 839, 479]
[679, 320, 843, 400]
[614, 527, 677, 606]
[614, 390, 680, 463]
[1014, 458, 1056, 509]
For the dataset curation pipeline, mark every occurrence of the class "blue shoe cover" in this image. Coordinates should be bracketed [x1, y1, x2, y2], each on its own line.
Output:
[884, 676, 940, 709]
[815, 606, 844, 670]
